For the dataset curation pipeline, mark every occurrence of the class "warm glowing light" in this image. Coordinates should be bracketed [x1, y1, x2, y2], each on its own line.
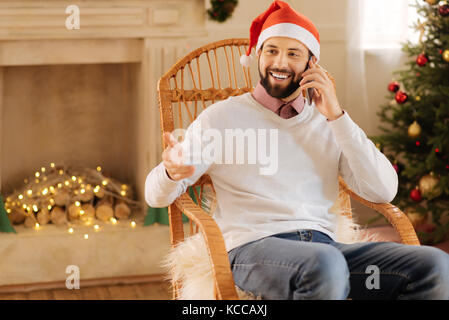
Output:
[130, 221, 136, 228]
[120, 190, 126, 196]
[48, 205, 52, 210]
[96, 166, 102, 172]
[49, 186, 55, 193]
[41, 167, 46, 173]
[57, 183, 63, 188]
[34, 223, 40, 230]
[49, 198, 55, 205]
[79, 210, 85, 215]
[50, 163, 55, 168]
[33, 205, 38, 212]
[64, 180, 70, 186]
[35, 172, 40, 178]
[27, 190, 32, 196]
[84, 234, 89, 240]
[110, 217, 117, 225]
[18, 194, 24, 200]
[102, 180, 108, 186]
[121, 184, 128, 190]
[68, 227, 74, 234]
[71, 176, 76, 182]
[59, 170, 64, 175]
[80, 189, 86, 194]
[22, 204, 27, 209]
[94, 186, 100, 193]
[94, 225, 100, 231]
[75, 201, 81, 207]
[6, 209, 11, 214]
[42, 188, 49, 195]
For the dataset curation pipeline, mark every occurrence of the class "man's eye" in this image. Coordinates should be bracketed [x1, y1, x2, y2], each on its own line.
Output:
[266, 49, 276, 54]
[289, 52, 300, 57]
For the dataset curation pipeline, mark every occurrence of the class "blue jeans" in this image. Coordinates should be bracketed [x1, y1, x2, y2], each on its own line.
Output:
[227, 230, 449, 300]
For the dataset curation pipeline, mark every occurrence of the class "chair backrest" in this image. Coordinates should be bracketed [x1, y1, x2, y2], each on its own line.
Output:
[157, 38, 352, 231]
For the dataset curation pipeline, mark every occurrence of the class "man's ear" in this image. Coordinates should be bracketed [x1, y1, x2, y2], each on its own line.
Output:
[311, 55, 317, 64]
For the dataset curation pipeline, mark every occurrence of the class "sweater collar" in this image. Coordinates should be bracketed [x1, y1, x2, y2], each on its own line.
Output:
[251, 82, 305, 116]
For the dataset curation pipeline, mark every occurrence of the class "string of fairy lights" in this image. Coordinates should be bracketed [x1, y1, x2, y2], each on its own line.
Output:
[3, 163, 142, 238]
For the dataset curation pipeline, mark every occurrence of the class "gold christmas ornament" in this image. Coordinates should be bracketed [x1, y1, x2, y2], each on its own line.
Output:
[405, 208, 427, 229]
[425, 0, 438, 4]
[419, 172, 442, 199]
[408, 120, 421, 138]
[443, 49, 449, 63]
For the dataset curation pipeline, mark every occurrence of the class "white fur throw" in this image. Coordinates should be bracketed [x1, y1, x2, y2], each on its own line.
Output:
[161, 189, 380, 300]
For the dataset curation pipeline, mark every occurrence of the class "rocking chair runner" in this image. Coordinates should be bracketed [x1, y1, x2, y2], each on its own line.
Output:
[156, 38, 420, 300]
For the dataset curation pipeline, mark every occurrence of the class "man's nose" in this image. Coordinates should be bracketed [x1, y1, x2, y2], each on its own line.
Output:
[272, 53, 289, 69]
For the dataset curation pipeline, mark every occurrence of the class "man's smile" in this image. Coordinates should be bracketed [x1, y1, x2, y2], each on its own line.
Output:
[269, 71, 292, 82]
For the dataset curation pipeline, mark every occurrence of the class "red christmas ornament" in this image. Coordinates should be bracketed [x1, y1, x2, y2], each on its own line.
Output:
[410, 188, 422, 202]
[439, 49, 443, 55]
[416, 53, 429, 66]
[435, 148, 440, 153]
[395, 90, 408, 104]
[439, 4, 449, 17]
[415, 140, 421, 146]
[388, 81, 400, 92]
[388, 81, 399, 92]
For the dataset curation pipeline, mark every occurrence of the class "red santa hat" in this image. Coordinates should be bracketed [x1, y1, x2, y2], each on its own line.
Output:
[240, 0, 320, 67]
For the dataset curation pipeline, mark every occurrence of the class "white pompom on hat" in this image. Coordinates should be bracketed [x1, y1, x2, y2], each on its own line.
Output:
[240, 0, 320, 67]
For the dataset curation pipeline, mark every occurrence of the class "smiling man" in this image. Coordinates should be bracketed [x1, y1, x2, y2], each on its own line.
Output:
[145, 1, 449, 300]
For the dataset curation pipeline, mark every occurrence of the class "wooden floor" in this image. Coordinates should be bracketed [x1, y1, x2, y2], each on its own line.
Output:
[0, 281, 172, 300]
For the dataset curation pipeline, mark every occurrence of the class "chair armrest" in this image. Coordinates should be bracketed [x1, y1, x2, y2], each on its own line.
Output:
[174, 192, 239, 300]
[338, 181, 420, 245]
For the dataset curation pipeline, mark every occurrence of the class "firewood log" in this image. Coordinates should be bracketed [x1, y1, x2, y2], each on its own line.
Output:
[114, 199, 131, 220]
[37, 208, 50, 225]
[95, 196, 114, 221]
[9, 209, 26, 225]
[68, 203, 81, 221]
[54, 189, 70, 206]
[50, 206, 67, 226]
[24, 213, 37, 228]
[80, 203, 95, 222]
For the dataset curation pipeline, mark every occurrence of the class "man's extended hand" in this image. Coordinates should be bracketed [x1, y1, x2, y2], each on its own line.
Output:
[162, 132, 195, 181]
[299, 59, 343, 121]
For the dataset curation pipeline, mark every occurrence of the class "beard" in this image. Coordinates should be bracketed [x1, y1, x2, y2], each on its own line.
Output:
[259, 66, 301, 99]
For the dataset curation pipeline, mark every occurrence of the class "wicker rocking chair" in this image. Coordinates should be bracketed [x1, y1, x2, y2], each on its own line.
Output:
[156, 38, 420, 300]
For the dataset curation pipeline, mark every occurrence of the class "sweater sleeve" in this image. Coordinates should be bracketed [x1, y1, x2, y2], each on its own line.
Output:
[144, 112, 213, 208]
[328, 110, 398, 203]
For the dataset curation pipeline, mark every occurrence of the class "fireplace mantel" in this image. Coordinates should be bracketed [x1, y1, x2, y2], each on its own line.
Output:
[0, 0, 206, 41]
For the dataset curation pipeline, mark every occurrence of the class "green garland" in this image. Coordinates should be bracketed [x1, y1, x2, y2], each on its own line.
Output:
[207, 0, 238, 23]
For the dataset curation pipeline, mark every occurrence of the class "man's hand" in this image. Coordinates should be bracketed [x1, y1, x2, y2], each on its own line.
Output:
[299, 59, 343, 121]
[162, 132, 195, 181]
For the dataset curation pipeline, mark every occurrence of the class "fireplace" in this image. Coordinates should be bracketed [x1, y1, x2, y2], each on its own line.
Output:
[0, 0, 206, 288]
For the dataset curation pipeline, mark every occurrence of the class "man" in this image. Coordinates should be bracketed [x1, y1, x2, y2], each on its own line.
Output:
[145, 1, 449, 299]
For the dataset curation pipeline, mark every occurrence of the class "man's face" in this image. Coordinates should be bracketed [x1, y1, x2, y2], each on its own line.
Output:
[257, 37, 311, 99]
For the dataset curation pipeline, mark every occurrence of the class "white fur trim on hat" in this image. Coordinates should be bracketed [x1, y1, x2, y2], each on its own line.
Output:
[255, 23, 320, 62]
[240, 54, 253, 67]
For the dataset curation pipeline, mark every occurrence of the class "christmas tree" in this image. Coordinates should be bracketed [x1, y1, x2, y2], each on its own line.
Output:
[371, 0, 449, 244]
[0, 195, 16, 233]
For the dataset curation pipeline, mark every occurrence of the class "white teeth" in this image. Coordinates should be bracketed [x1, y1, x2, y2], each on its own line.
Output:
[270, 72, 289, 80]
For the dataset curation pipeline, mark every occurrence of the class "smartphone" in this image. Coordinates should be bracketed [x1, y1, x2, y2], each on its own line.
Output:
[300, 56, 314, 105]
